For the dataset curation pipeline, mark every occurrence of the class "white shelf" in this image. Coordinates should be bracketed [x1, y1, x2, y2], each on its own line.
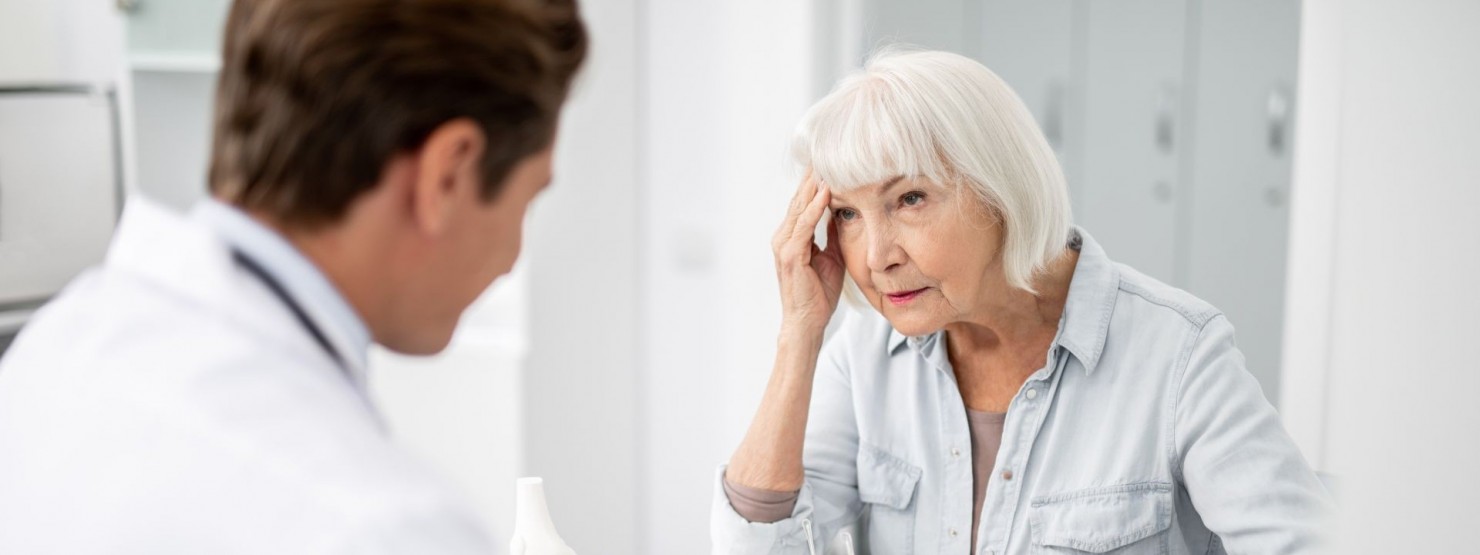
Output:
[128, 52, 220, 73]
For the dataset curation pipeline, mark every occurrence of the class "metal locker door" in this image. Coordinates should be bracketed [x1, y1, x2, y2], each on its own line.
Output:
[1077, 0, 1189, 283]
[1183, 0, 1301, 403]
[0, 87, 120, 305]
[978, 0, 1079, 208]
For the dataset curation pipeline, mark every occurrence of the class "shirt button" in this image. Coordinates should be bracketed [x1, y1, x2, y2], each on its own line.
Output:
[1025, 388, 1039, 400]
[1002, 469, 1014, 481]
[949, 527, 959, 537]
[951, 447, 962, 457]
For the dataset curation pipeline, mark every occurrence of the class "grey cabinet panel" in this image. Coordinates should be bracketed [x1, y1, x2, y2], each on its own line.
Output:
[1077, 0, 1189, 283]
[979, 0, 1079, 205]
[121, 0, 229, 212]
[862, 0, 969, 53]
[130, 71, 215, 211]
[1185, 0, 1301, 403]
[0, 91, 119, 304]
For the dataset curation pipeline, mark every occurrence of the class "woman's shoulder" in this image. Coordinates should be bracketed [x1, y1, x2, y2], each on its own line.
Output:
[1110, 262, 1223, 332]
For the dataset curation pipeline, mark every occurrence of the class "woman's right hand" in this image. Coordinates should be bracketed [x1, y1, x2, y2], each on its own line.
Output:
[772, 171, 845, 340]
[727, 172, 845, 493]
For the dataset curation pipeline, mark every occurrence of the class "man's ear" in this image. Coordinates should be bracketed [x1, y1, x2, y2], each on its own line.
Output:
[411, 118, 487, 236]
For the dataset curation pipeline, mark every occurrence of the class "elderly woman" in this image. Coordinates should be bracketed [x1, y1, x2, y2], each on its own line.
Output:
[711, 50, 1330, 554]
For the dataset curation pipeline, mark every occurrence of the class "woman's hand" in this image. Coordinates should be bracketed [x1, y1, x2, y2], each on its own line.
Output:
[728, 172, 843, 493]
[772, 171, 845, 340]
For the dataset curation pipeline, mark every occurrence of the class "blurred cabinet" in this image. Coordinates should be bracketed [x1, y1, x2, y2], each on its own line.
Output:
[860, 0, 970, 53]
[1183, 0, 1301, 402]
[1075, 0, 1188, 282]
[122, 0, 230, 63]
[118, 0, 230, 211]
[977, 0, 1077, 195]
[0, 87, 120, 306]
[856, 0, 1301, 401]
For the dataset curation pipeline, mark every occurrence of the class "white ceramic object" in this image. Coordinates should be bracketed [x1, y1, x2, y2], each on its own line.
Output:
[509, 477, 576, 555]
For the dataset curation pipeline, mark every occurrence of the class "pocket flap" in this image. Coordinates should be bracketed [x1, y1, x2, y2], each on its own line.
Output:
[856, 445, 922, 510]
[1029, 482, 1172, 553]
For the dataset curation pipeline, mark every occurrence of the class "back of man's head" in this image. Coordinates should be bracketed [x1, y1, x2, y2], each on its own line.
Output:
[208, 0, 587, 229]
[203, 0, 587, 354]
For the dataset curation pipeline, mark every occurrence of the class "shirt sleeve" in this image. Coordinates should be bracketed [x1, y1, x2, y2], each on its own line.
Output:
[722, 474, 800, 523]
[710, 342, 865, 554]
[1174, 314, 1334, 554]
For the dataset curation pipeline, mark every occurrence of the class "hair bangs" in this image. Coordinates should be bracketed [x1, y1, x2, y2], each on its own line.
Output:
[795, 74, 953, 192]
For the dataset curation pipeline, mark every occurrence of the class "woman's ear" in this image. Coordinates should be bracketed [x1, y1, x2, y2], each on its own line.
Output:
[410, 118, 487, 236]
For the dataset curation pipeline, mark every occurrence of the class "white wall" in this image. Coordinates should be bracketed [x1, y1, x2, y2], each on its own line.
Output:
[639, 0, 819, 552]
[0, 0, 125, 84]
[1283, 0, 1480, 551]
[521, 0, 642, 552]
[368, 269, 528, 539]
[0, 2, 65, 82]
[638, 1, 730, 551]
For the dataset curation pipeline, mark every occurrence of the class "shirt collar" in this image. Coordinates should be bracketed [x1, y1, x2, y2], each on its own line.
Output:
[190, 199, 373, 383]
[887, 328, 911, 355]
[1055, 227, 1119, 374]
[885, 226, 1119, 374]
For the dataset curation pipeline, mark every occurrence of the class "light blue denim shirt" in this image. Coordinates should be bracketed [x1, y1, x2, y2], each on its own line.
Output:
[711, 227, 1331, 554]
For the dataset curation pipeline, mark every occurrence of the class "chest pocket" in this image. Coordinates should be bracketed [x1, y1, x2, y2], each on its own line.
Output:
[1029, 482, 1172, 554]
[856, 445, 922, 555]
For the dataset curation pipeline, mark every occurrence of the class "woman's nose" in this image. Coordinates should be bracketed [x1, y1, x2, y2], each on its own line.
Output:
[865, 227, 905, 273]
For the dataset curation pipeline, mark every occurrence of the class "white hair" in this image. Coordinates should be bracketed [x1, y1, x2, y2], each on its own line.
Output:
[793, 47, 1072, 294]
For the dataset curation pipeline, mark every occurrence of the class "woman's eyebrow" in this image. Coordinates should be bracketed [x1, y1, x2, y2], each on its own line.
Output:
[829, 175, 908, 206]
[880, 175, 908, 195]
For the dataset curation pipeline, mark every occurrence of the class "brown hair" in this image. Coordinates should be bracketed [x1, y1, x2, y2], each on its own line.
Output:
[208, 0, 586, 228]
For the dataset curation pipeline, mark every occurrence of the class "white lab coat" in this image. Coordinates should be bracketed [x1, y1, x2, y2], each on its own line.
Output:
[0, 199, 496, 554]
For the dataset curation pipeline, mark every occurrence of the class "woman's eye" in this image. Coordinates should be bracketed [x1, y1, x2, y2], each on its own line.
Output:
[902, 191, 925, 206]
[834, 208, 857, 221]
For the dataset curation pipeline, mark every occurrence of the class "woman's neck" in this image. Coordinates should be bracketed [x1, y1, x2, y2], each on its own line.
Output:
[944, 247, 1080, 376]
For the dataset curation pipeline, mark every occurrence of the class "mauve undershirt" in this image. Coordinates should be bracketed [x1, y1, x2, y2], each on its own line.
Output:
[723, 408, 1009, 552]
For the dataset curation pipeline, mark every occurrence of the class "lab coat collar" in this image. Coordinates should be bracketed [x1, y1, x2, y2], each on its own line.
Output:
[106, 197, 238, 309]
[105, 197, 373, 390]
[189, 199, 373, 387]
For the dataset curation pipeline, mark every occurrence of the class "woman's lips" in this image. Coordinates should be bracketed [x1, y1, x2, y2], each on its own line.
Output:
[885, 288, 928, 305]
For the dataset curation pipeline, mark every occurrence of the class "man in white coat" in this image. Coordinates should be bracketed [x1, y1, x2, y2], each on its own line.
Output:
[0, 0, 586, 552]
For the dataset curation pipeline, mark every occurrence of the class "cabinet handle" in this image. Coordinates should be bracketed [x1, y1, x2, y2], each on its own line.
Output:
[1043, 80, 1066, 150]
[1153, 180, 1173, 203]
[1267, 87, 1291, 157]
[1265, 186, 1285, 207]
[1155, 84, 1178, 154]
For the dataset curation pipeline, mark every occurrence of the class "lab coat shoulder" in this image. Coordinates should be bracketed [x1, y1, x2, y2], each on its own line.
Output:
[0, 200, 494, 553]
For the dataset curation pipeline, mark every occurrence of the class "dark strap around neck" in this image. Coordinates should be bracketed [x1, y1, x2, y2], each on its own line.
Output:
[230, 248, 346, 370]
